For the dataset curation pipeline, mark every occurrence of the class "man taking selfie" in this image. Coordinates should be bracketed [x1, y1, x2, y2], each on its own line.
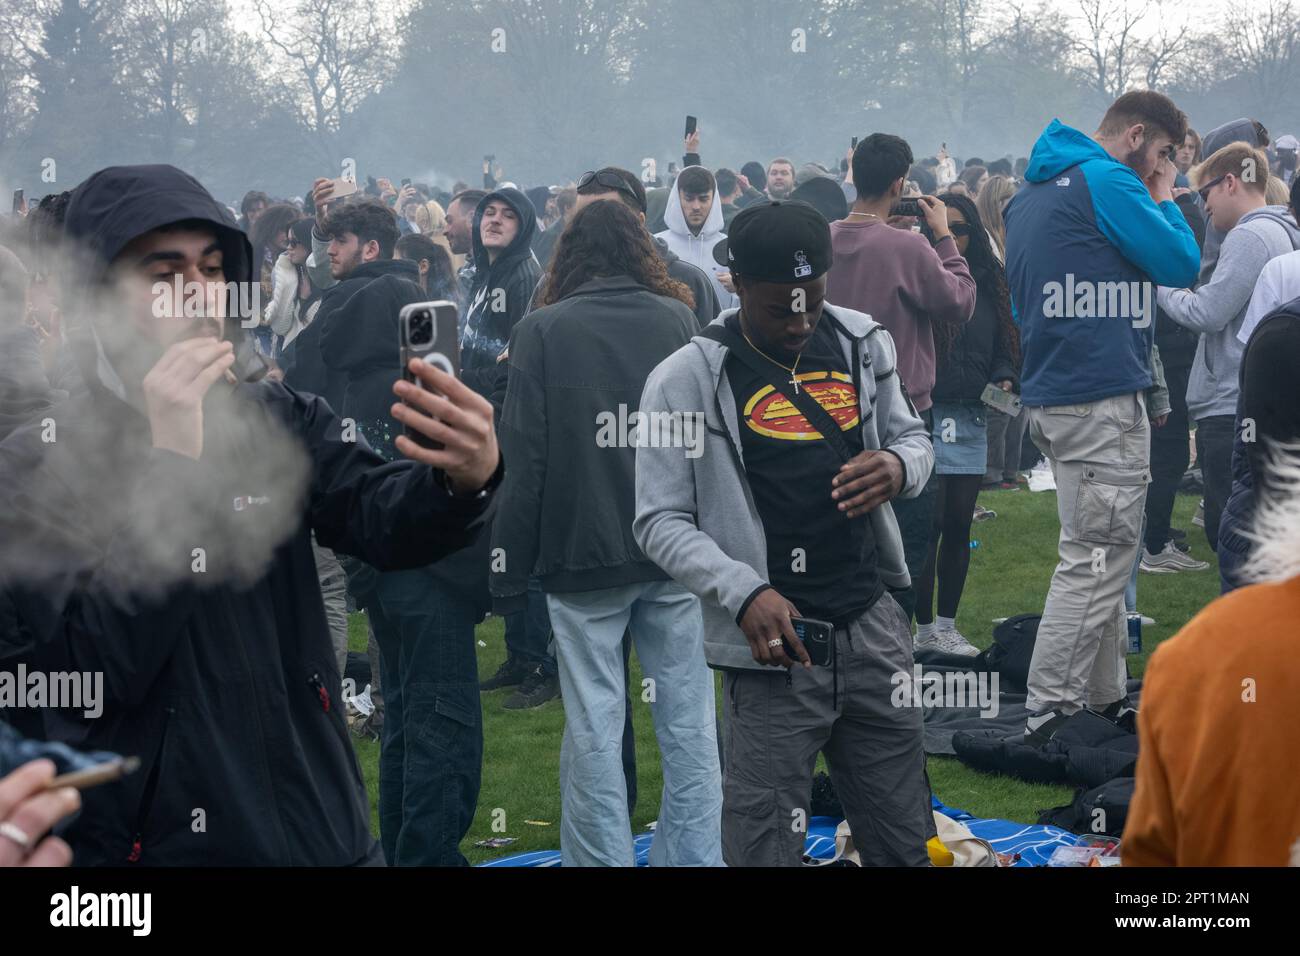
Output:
[0, 164, 501, 866]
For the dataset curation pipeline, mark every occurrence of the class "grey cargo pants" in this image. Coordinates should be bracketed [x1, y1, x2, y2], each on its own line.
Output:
[720, 594, 931, 867]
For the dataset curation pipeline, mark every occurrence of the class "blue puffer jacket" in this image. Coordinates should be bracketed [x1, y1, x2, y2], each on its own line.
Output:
[1004, 120, 1200, 407]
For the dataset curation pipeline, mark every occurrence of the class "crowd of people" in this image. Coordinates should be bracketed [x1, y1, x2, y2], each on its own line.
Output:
[2, 89, 1299, 868]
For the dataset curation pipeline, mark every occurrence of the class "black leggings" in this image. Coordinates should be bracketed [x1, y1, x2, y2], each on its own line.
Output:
[913, 475, 983, 625]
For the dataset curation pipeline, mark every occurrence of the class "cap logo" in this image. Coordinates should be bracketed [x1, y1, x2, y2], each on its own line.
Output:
[793, 250, 812, 278]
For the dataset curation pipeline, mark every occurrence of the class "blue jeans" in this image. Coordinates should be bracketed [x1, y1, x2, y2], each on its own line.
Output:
[369, 569, 482, 866]
[504, 578, 556, 677]
[547, 580, 722, 867]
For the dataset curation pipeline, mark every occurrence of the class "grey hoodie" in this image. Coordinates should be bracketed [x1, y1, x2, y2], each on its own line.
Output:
[633, 305, 933, 673]
[1158, 205, 1300, 420]
[1197, 118, 1262, 286]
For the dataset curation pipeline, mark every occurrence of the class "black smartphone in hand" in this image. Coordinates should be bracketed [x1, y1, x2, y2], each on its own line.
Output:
[891, 197, 923, 218]
[685, 115, 697, 138]
[783, 617, 834, 667]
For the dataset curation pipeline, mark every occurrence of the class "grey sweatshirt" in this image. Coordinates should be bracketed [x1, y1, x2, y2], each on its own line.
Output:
[1158, 205, 1300, 421]
[633, 305, 933, 673]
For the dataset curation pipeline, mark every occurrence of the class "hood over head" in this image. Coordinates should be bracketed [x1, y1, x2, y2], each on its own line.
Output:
[61, 164, 260, 399]
[471, 186, 538, 285]
[1202, 118, 1261, 160]
[64, 164, 252, 285]
[663, 165, 725, 239]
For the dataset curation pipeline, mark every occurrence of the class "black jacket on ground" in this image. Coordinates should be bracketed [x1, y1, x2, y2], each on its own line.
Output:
[0, 164, 498, 865]
[318, 258, 424, 459]
[930, 266, 1018, 404]
[491, 276, 697, 609]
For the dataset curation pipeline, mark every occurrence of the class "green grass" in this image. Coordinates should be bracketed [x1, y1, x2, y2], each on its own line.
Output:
[347, 489, 1220, 864]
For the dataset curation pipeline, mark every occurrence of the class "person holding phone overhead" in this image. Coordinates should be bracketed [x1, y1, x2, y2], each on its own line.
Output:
[635, 201, 935, 867]
[0, 164, 500, 867]
[826, 134, 976, 626]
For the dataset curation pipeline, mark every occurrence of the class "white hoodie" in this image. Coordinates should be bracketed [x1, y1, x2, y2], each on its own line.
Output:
[655, 168, 737, 309]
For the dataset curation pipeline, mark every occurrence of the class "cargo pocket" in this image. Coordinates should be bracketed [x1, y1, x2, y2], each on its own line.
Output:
[415, 684, 479, 755]
[1074, 464, 1149, 545]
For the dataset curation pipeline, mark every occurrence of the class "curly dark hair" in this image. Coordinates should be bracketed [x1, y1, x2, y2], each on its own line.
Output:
[320, 198, 400, 258]
[536, 199, 694, 310]
[935, 191, 1020, 370]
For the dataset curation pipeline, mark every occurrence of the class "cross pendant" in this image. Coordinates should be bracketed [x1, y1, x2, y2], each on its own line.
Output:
[789, 376, 800, 395]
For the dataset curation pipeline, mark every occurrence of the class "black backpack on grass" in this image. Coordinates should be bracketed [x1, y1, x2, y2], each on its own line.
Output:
[981, 614, 1040, 694]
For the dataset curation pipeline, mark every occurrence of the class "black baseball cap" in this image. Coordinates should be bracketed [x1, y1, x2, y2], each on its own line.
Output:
[713, 200, 832, 283]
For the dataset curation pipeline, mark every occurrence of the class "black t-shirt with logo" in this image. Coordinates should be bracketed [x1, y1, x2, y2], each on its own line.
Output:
[725, 313, 883, 624]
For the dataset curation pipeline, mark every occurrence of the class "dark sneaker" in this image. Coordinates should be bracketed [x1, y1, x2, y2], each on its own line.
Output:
[480, 656, 529, 691]
[998, 481, 1019, 491]
[503, 665, 561, 710]
[1023, 709, 1069, 747]
[1098, 697, 1139, 733]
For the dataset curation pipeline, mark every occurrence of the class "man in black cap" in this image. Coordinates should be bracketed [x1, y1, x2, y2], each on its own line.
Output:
[634, 201, 935, 866]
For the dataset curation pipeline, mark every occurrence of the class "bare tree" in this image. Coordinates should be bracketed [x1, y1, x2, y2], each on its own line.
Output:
[1142, 3, 1191, 91]
[1067, 0, 1151, 102]
[1225, 0, 1300, 110]
[256, 0, 391, 166]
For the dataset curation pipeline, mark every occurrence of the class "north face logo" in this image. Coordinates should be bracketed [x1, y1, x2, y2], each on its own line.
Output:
[1056, 176, 1070, 187]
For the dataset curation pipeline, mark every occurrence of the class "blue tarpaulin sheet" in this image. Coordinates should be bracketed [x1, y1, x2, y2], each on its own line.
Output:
[477, 796, 1079, 867]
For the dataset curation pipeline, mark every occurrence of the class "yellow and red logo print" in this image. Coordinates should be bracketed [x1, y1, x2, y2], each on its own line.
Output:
[743, 372, 859, 440]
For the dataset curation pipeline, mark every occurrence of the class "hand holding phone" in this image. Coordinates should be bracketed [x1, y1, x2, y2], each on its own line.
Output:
[980, 382, 1022, 417]
[738, 589, 810, 669]
[398, 301, 461, 451]
[782, 618, 834, 667]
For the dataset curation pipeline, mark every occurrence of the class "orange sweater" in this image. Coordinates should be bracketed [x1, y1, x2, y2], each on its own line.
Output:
[1124, 575, 1300, 866]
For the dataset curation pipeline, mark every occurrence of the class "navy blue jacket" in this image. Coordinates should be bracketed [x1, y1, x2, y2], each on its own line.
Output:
[1004, 120, 1200, 406]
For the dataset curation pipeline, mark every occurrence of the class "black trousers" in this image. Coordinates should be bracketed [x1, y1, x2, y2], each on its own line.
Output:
[1145, 362, 1191, 553]
[1194, 414, 1237, 552]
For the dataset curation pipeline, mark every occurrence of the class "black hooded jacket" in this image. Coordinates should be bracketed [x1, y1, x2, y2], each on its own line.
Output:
[930, 263, 1019, 403]
[463, 188, 542, 404]
[0, 164, 498, 865]
[317, 258, 424, 460]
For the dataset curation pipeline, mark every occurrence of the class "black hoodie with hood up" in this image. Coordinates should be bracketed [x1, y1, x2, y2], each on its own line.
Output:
[463, 188, 542, 405]
[0, 164, 498, 866]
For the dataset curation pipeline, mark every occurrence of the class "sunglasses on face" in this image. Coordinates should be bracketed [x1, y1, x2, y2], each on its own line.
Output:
[949, 222, 974, 237]
[578, 170, 644, 211]
[1198, 174, 1227, 204]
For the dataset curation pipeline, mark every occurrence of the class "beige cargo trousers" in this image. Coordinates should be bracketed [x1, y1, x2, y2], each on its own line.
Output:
[1025, 391, 1151, 716]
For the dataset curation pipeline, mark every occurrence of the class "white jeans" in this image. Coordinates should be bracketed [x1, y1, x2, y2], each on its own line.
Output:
[548, 580, 722, 867]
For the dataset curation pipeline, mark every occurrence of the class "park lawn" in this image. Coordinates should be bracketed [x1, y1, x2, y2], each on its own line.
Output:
[347, 489, 1219, 865]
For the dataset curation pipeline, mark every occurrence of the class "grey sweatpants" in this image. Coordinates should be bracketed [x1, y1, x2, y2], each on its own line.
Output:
[1025, 392, 1150, 716]
[720, 594, 931, 867]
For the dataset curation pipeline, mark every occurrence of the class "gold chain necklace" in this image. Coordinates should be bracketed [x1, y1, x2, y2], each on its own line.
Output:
[739, 321, 804, 395]
[846, 211, 881, 221]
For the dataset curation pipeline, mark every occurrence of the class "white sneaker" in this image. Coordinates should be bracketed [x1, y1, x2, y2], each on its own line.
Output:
[936, 627, 980, 657]
[1140, 542, 1210, 574]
